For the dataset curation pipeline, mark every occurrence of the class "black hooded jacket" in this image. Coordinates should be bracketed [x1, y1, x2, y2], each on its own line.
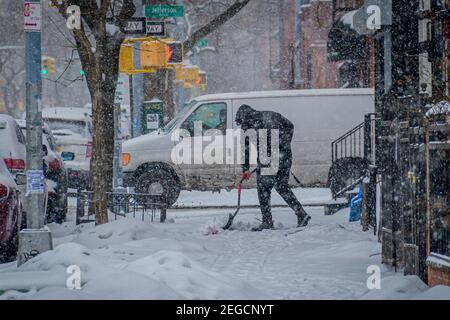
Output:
[236, 105, 294, 172]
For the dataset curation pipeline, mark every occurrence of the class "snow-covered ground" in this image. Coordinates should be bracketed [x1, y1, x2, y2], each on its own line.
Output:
[173, 188, 333, 208]
[0, 189, 449, 300]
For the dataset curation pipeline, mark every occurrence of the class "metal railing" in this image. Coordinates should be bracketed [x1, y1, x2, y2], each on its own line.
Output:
[331, 113, 379, 164]
[74, 190, 167, 225]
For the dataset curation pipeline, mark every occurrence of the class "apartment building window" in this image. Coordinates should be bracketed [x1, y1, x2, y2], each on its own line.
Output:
[306, 49, 313, 88]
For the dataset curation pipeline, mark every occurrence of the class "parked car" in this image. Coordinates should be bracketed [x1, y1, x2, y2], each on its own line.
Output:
[42, 107, 92, 190]
[121, 89, 375, 206]
[16, 120, 68, 224]
[0, 156, 21, 263]
[0, 114, 27, 214]
[0, 115, 26, 174]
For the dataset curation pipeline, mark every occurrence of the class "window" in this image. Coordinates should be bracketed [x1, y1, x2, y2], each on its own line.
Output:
[306, 49, 313, 89]
[15, 123, 26, 145]
[181, 103, 227, 136]
[46, 119, 88, 137]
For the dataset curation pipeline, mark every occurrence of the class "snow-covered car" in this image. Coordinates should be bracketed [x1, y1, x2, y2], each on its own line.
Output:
[0, 114, 27, 216]
[121, 89, 375, 206]
[0, 114, 26, 174]
[0, 156, 21, 262]
[42, 107, 92, 190]
[17, 120, 68, 224]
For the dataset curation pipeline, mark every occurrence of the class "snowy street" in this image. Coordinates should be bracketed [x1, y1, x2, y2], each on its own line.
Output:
[1, 189, 448, 300]
[1, 0, 449, 305]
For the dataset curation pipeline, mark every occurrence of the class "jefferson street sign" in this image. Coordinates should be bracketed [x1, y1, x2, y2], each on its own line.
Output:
[145, 5, 184, 18]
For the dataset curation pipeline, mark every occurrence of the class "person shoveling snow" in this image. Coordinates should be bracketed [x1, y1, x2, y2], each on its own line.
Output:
[234, 104, 312, 231]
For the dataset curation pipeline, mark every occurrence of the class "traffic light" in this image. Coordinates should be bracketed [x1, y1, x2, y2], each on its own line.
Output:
[119, 43, 134, 74]
[197, 71, 207, 92]
[184, 66, 200, 83]
[140, 40, 167, 69]
[196, 71, 207, 86]
[165, 41, 183, 65]
[174, 64, 184, 82]
[42, 56, 56, 76]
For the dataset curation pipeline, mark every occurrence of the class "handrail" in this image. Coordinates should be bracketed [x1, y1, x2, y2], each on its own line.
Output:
[331, 122, 365, 163]
[331, 113, 379, 164]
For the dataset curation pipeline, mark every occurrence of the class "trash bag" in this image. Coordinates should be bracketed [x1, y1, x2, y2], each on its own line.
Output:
[349, 183, 363, 222]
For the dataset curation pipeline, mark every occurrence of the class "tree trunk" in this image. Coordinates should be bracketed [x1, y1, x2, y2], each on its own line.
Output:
[91, 90, 114, 225]
[89, 43, 121, 225]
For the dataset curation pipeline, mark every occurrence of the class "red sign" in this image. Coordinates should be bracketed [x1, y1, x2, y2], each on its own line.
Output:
[24, 1, 42, 32]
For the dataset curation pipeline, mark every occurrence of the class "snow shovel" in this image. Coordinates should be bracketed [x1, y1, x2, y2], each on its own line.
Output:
[223, 169, 257, 230]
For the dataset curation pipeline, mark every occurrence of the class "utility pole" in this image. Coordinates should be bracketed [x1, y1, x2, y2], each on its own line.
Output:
[18, 0, 52, 266]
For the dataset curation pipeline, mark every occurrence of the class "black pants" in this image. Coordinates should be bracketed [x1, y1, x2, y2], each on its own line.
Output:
[256, 167, 305, 223]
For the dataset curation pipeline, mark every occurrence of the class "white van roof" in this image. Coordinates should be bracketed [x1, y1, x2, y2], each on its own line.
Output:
[193, 88, 374, 102]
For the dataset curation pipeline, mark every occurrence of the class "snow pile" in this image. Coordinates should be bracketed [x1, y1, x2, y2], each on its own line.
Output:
[127, 251, 266, 299]
[0, 242, 265, 300]
[360, 275, 450, 300]
[0, 217, 267, 300]
[54, 217, 165, 249]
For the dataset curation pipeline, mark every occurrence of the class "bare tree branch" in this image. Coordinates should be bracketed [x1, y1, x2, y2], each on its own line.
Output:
[183, 0, 251, 52]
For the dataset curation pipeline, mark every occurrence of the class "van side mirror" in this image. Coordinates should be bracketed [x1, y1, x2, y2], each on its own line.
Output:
[15, 173, 27, 186]
[61, 151, 75, 161]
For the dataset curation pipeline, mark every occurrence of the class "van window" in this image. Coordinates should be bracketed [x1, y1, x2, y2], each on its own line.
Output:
[181, 103, 227, 136]
[46, 119, 88, 137]
[163, 101, 195, 134]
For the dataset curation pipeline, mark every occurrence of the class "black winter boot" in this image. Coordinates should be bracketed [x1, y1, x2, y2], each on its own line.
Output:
[297, 210, 311, 228]
[252, 216, 274, 232]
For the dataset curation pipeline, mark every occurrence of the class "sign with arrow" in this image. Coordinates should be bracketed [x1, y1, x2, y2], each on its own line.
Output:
[146, 21, 165, 37]
[122, 17, 146, 34]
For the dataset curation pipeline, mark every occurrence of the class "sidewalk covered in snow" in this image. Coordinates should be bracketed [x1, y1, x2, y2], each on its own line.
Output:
[1, 195, 448, 300]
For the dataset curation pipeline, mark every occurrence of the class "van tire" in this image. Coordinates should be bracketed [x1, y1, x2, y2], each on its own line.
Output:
[135, 166, 181, 207]
[328, 157, 368, 198]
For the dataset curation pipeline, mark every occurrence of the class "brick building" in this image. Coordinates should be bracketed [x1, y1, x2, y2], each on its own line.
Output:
[297, 0, 338, 89]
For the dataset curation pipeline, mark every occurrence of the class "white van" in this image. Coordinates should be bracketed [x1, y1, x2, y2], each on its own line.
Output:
[122, 89, 375, 205]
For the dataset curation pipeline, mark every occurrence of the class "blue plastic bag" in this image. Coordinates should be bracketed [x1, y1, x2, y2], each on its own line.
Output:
[349, 184, 363, 222]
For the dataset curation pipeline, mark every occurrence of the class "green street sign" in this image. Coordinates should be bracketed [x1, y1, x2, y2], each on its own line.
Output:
[145, 5, 184, 18]
[197, 39, 208, 48]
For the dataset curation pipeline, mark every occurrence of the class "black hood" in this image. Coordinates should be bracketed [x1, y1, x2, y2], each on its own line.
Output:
[235, 104, 257, 129]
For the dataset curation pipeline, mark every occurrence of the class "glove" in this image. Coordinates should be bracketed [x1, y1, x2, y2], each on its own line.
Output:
[242, 171, 251, 181]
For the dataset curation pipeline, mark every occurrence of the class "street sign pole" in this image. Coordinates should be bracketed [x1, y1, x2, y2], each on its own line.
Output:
[19, 0, 52, 266]
[132, 0, 144, 138]
[113, 103, 123, 191]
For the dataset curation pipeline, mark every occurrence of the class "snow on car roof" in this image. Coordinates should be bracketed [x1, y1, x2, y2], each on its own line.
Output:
[0, 114, 26, 160]
[16, 119, 53, 135]
[42, 107, 92, 122]
[0, 113, 17, 125]
[193, 88, 374, 102]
